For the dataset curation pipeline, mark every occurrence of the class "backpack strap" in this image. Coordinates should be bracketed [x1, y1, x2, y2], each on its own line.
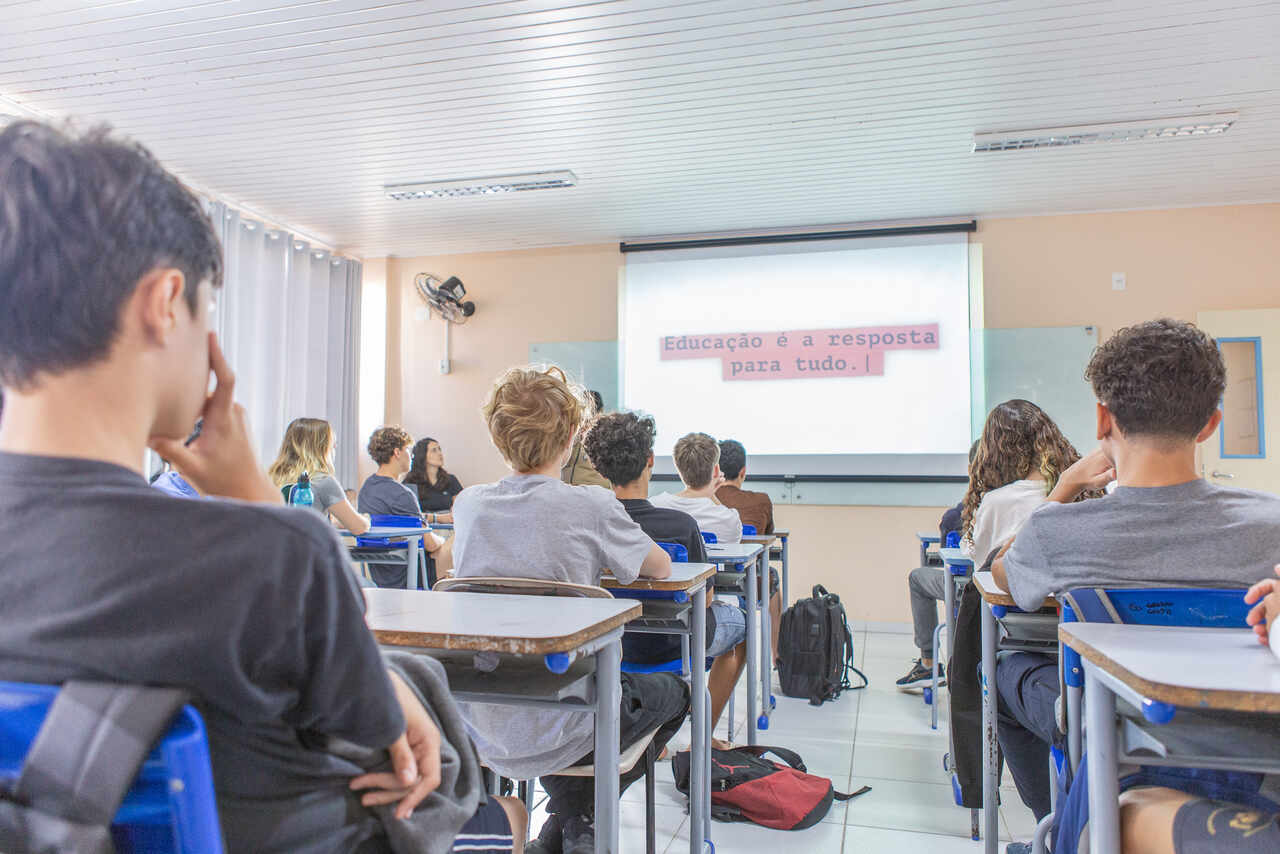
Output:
[13, 681, 189, 825]
[833, 785, 873, 802]
[738, 745, 808, 773]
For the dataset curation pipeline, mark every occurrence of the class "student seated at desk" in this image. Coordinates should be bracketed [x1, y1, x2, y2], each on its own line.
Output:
[584, 411, 748, 743]
[714, 439, 773, 535]
[269, 416, 372, 535]
[451, 366, 689, 854]
[358, 425, 448, 587]
[651, 432, 743, 544]
[0, 120, 523, 854]
[991, 319, 1280, 848]
[404, 436, 462, 524]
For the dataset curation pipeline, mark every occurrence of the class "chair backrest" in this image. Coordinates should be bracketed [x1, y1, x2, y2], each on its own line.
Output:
[656, 542, 690, 562]
[433, 576, 614, 599]
[943, 530, 961, 548]
[741, 525, 757, 536]
[700, 531, 717, 544]
[0, 681, 223, 854]
[368, 514, 424, 528]
[281, 484, 293, 502]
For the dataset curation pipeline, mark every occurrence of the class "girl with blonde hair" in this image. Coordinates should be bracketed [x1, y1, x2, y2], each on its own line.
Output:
[268, 417, 370, 535]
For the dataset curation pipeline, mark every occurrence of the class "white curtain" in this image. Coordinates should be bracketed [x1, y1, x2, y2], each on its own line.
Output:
[206, 201, 363, 488]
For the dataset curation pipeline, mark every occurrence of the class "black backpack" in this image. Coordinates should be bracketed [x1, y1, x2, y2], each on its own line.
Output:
[777, 585, 867, 705]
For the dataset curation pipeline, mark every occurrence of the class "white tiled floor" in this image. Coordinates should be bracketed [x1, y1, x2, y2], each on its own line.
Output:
[523, 628, 1039, 853]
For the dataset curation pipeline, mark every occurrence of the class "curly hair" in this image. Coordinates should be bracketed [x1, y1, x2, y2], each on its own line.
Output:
[482, 365, 588, 472]
[1085, 318, 1225, 442]
[367, 426, 412, 465]
[961, 400, 1081, 540]
[583, 412, 656, 486]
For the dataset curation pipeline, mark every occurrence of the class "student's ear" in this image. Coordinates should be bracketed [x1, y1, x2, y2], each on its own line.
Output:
[135, 268, 189, 345]
[1196, 409, 1224, 444]
[1095, 402, 1113, 441]
[646, 453, 655, 470]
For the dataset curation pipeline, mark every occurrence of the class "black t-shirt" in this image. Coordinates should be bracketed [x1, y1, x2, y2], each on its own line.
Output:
[410, 472, 463, 513]
[618, 498, 717, 664]
[0, 452, 404, 853]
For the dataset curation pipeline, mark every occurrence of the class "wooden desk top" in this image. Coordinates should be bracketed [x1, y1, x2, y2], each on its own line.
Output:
[602, 562, 715, 592]
[741, 534, 778, 548]
[917, 531, 941, 543]
[705, 543, 764, 562]
[364, 589, 641, 654]
[973, 570, 1018, 607]
[1060, 623, 1280, 713]
[939, 546, 973, 566]
[772, 529, 790, 538]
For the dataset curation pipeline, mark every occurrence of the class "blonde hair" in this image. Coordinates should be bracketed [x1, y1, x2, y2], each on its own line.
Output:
[672, 432, 720, 489]
[268, 417, 335, 486]
[482, 365, 587, 473]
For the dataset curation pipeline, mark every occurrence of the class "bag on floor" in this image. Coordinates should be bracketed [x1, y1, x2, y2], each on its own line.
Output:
[672, 744, 870, 830]
[777, 585, 868, 705]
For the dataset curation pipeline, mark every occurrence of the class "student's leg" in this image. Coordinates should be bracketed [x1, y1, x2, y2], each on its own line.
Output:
[908, 566, 946, 665]
[706, 601, 748, 732]
[1121, 787, 1280, 854]
[769, 590, 782, 661]
[994, 651, 1059, 820]
[454, 795, 525, 854]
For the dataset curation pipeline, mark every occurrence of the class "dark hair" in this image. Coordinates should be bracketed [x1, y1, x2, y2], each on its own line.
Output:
[718, 439, 747, 480]
[0, 121, 223, 389]
[588, 390, 604, 416]
[405, 437, 451, 488]
[1085, 319, 1226, 441]
[367, 425, 412, 465]
[583, 411, 656, 487]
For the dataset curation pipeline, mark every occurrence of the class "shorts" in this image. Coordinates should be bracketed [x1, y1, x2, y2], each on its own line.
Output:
[452, 797, 513, 853]
[706, 600, 747, 657]
[1173, 797, 1280, 853]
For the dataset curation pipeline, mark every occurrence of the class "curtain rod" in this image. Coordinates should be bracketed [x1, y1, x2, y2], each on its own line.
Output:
[620, 220, 977, 254]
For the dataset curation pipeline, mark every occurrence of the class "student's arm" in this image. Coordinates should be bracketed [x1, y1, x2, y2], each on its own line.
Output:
[329, 497, 371, 535]
[351, 670, 443, 820]
[1244, 566, 1280, 650]
[990, 537, 1016, 592]
[639, 540, 673, 579]
[1047, 448, 1116, 504]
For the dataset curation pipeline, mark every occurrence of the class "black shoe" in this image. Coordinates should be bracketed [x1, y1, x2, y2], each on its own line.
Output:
[526, 814, 561, 854]
[561, 814, 594, 854]
[1005, 843, 1032, 854]
[895, 658, 943, 689]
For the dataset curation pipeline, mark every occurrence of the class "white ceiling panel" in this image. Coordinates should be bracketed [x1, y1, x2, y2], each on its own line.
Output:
[1, 0, 1277, 256]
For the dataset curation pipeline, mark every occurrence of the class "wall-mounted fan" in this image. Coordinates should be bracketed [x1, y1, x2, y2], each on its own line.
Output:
[415, 273, 476, 324]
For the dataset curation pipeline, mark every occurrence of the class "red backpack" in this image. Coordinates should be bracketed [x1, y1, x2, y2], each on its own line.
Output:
[672, 745, 870, 830]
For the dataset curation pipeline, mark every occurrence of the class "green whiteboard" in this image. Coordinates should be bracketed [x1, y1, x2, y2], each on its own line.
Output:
[528, 340, 619, 412]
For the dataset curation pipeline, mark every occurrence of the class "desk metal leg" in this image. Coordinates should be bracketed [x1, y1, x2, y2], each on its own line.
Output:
[759, 551, 772, 729]
[406, 537, 421, 590]
[1084, 666, 1120, 854]
[745, 557, 760, 746]
[981, 601, 999, 854]
[594, 640, 622, 854]
[690, 585, 709, 854]
[780, 536, 789, 611]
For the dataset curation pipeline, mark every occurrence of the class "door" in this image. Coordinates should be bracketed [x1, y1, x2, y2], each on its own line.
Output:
[1197, 309, 1280, 495]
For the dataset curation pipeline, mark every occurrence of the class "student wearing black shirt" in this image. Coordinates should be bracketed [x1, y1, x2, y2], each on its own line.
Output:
[0, 121, 523, 853]
[403, 437, 463, 523]
[583, 411, 747, 740]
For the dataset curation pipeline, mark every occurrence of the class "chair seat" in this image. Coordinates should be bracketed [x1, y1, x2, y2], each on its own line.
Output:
[548, 725, 662, 777]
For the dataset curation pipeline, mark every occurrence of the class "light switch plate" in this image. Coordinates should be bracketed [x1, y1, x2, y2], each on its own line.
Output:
[1112, 272, 1126, 291]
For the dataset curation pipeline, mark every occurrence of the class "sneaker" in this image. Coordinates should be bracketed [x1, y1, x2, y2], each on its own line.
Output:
[1006, 843, 1032, 854]
[561, 814, 595, 854]
[895, 659, 943, 689]
[525, 814, 562, 854]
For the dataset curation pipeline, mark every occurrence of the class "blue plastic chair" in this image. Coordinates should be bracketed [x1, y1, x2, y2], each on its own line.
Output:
[622, 541, 705, 677]
[355, 514, 433, 588]
[0, 681, 223, 854]
[655, 541, 689, 562]
[700, 531, 717, 544]
[741, 525, 757, 536]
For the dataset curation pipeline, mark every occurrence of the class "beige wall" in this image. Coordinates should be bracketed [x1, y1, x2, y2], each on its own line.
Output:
[380, 203, 1280, 625]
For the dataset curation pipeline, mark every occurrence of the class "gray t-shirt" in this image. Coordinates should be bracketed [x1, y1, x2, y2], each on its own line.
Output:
[0, 452, 404, 853]
[310, 472, 347, 514]
[451, 474, 653, 778]
[1003, 478, 1280, 612]
[358, 474, 422, 518]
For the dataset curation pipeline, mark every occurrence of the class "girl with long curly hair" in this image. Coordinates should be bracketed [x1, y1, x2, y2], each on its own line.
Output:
[962, 399, 1083, 565]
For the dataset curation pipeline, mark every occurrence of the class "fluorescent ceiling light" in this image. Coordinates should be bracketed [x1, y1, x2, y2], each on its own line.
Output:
[385, 170, 577, 200]
[973, 112, 1238, 152]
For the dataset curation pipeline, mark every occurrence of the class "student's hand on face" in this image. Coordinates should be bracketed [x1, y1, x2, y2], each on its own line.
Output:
[1244, 566, 1280, 645]
[350, 670, 443, 820]
[149, 334, 282, 504]
[1050, 448, 1115, 502]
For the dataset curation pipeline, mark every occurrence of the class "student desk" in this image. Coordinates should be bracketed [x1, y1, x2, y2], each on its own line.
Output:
[364, 589, 641, 854]
[705, 542, 770, 744]
[917, 531, 941, 566]
[1060, 623, 1280, 854]
[932, 548, 975, 732]
[973, 571, 1055, 853]
[771, 529, 792, 609]
[603, 563, 716, 854]
[343, 526, 432, 589]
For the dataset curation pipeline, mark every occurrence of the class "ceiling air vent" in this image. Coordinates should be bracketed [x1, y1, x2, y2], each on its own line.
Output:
[385, 171, 577, 200]
[973, 113, 1237, 152]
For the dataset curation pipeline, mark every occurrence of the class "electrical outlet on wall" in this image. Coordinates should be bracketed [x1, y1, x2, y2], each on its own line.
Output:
[440, 359, 451, 375]
[1112, 272, 1126, 291]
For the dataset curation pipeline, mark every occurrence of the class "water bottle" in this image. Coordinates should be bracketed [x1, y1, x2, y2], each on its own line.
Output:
[290, 472, 315, 508]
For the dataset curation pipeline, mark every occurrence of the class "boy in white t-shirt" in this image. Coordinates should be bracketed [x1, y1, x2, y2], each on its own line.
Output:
[451, 366, 689, 854]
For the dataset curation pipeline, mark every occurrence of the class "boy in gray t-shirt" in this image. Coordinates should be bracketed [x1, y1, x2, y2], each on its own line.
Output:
[453, 366, 689, 854]
[990, 319, 1280, 851]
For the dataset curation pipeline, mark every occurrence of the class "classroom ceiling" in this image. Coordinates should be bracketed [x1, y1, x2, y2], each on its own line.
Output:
[1, 0, 1278, 257]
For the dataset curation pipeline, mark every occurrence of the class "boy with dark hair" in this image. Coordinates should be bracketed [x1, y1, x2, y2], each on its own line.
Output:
[0, 121, 522, 853]
[991, 319, 1280, 852]
[714, 438, 773, 535]
[359, 425, 449, 587]
[584, 411, 749, 740]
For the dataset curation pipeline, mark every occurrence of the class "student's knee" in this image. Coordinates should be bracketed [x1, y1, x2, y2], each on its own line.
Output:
[1118, 787, 1190, 854]
[492, 795, 528, 854]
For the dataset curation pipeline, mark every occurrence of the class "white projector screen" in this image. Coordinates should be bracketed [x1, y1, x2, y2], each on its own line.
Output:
[620, 233, 972, 477]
